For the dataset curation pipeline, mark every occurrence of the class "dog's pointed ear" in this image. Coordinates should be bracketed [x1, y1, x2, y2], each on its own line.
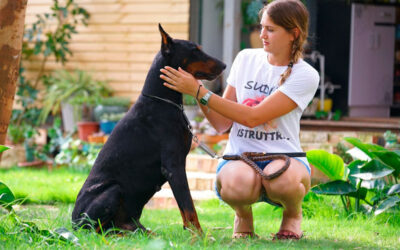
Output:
[159, 23, 173, 56]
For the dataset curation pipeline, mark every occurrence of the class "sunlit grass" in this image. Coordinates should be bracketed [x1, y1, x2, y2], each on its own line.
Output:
[0, 167, 87, 204]
[0, 167, 399, 249]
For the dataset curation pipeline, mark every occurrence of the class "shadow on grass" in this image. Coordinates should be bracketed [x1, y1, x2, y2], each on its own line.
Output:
[204, 235, 388, 249]
[257, 238, 383, 249]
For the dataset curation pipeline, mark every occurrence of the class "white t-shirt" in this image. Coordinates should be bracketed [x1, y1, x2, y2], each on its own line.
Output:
[224, 48, 320, 167]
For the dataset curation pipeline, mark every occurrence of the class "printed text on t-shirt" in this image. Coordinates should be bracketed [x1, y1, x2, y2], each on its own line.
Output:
[237, 128, 289, 141]
[245, 81, 277, 95]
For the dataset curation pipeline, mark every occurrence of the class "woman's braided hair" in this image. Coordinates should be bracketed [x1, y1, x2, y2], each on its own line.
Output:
[260, 0, 309, 86]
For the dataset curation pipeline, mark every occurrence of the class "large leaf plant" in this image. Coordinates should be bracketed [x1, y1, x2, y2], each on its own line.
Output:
[307, 137, 400, 215]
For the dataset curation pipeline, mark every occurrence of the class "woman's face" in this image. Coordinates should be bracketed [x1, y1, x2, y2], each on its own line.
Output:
[259, 12, 295, 55]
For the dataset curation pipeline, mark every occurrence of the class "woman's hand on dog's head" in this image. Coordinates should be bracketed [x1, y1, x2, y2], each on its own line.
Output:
[160, 66, 200, 97]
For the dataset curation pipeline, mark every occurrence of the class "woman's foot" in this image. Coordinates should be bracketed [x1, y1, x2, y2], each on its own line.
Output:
[232, 206, 255, 239]
[278, 210, 303, 237]
[272, 229, 303, 240]
[232, 231, 259, 239]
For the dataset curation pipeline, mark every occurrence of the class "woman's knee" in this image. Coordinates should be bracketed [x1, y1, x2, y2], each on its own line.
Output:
[262, 159, 309, 204]
[217, 162, 261, 205]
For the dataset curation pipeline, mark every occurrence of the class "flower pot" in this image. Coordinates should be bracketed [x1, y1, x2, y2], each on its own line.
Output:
[18, 160, 45, 168]
[77, 121, 99, 141]
[88, 134, 106, 144]
[99, 121, 117, 134]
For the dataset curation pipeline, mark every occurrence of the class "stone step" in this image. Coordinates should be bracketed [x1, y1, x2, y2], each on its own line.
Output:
[145, 189, 216, 209]
[161, 171, 216, 191]
[186, 154, 218, 173]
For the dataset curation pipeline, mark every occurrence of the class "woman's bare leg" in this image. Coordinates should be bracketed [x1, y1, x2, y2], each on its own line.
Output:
[216, 161, 262, 236]
[262, 158, 311, 236]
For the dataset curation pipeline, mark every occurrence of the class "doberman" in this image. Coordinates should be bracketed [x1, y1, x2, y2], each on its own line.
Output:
[71, 24, 226, 235]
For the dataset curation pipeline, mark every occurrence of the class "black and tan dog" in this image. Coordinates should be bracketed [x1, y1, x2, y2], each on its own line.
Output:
[72, 24, 225, 235]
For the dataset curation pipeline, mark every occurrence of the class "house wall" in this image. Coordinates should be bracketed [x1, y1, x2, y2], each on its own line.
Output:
[23, 0, 190, 102]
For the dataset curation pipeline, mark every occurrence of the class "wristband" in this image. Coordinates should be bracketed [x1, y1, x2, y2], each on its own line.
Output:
[200, 91, 213, 106]
[195, 84, 203, 101]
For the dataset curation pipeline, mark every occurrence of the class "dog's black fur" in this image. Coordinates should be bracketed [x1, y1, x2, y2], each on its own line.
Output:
[71, 24, 225, 234]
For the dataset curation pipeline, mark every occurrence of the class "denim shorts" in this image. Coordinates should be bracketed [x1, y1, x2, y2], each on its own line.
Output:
[214, 157, 311, 207]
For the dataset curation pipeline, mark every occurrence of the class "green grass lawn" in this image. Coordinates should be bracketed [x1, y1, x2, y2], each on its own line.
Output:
[1, 167, 400, 249]
[0, 167, 87, 204]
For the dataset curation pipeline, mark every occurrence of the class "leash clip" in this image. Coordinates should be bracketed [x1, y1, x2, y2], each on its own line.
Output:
[192, 134, 221, 159]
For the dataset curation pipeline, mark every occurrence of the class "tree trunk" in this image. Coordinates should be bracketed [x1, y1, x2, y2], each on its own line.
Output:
[0, 0, 28, 157]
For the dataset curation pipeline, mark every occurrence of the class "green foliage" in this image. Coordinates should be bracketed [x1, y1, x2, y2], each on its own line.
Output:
[0, 180, 79, 245]
[23, 0, 90, 64]
[182, 94, 197, 106]
[312, 180, 356, 195]
[375, 196, 400, 215]
[241, 0, 306, 30]
[307, 137, 400, 215]
[0, 145, 10, 154]
[335, 142, 353, 164]
[0, 181, 15, 211]
[373, 151, 400, 177]
[243, 0, 264, 26]
[0, 198, 400, 248]
[8, 108, 42, 145]
[350, 159, 394, 181]
[315, 110, 328, 119]
[332, 109, 342, 121]
[36, 117, 74, 163]
[55, 139, 102, 171]
[0, 167, 86, 204]
[96, 97, 131, 107]
[6, 124, 25, 145]
[100, 112, 126, 122]
[383, 130, 398, 142]
[11, 0, 90, 147]
[307, 150, 345, 180]
[40, 70, 112, 123]
[0, 164, 400, 248]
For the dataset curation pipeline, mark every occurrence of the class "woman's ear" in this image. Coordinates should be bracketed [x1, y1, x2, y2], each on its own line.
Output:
[291, 28, 300, 41]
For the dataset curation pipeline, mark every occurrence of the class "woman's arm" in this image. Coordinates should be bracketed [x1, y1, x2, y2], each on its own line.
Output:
[160, 66, 298, 128]
[198, 84, 236, 133]
[197, 85, 297, 128]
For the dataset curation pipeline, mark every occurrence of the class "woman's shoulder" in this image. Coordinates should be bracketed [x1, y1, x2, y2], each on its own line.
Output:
[294, 59, 320, 81]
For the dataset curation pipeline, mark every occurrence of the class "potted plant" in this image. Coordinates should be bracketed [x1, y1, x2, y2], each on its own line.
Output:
[93, 96, 131, 122]
[6, 110, 45, 168]
[69, 95, 100, 141]
[183, 94, 199, 121]
[383, 130, 399, 149]
[99, 112, 126, 134]
[16, 124, 46, 168]
[39, 69, 112, 132]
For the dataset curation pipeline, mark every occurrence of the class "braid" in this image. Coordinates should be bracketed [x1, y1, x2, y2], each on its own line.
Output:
[278, 38, 304, 86]
[261, 0, 309, 86]
[278, 62, 293, 86]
